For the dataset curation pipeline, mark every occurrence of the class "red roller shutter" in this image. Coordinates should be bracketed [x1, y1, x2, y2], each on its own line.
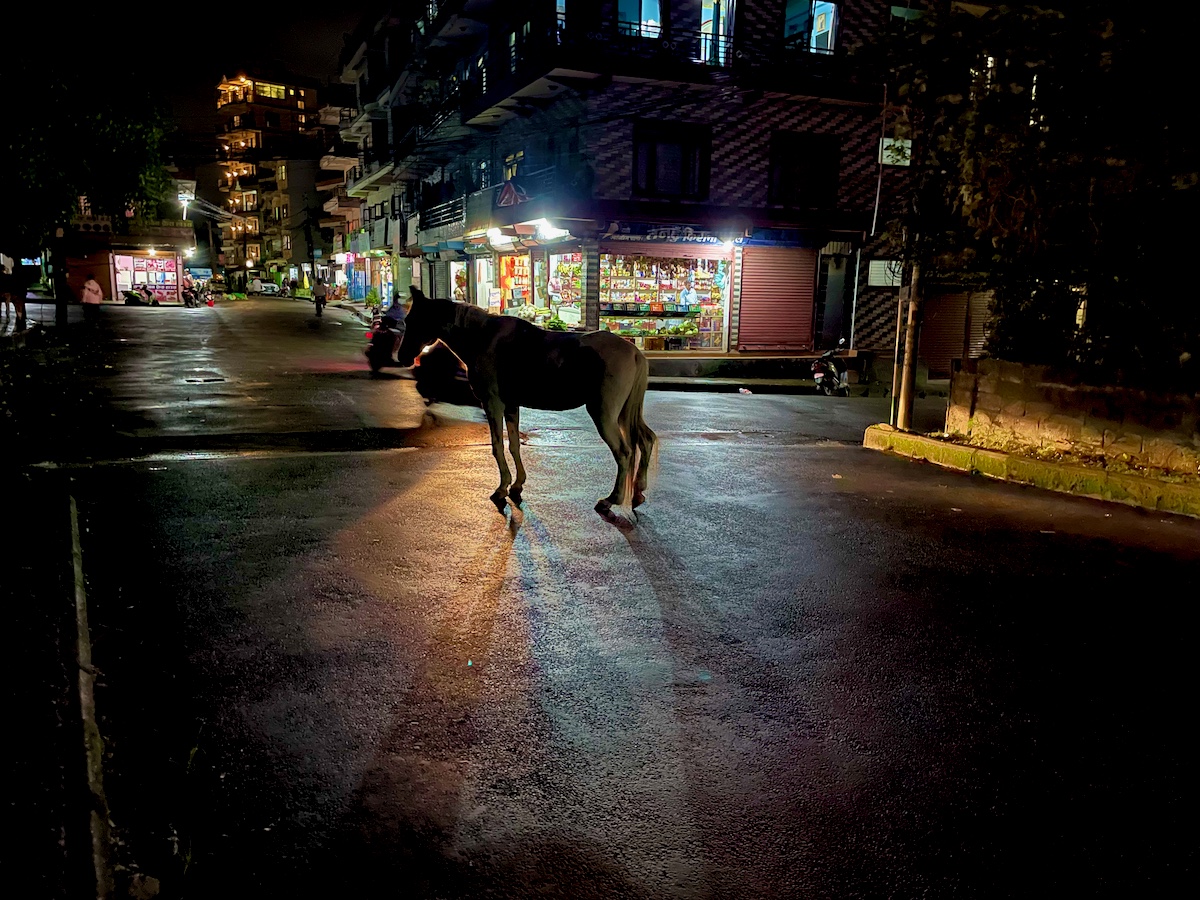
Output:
[737, 247, 817, 350]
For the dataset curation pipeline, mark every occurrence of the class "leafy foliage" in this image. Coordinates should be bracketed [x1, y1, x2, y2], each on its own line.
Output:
[862, 3, 1200, 388]
[0, 12, 171, 256]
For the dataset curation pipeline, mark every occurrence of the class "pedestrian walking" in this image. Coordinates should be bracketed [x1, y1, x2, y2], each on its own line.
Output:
[313, 280, 328, 317]
[81, 274, 104, 305]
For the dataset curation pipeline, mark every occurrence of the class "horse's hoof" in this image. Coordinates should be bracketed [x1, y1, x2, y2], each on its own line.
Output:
[490, 491, 508, 513]
[595, 498, 612, 516]
[509, 487, 523, 507]
[632, 490, 646, 509]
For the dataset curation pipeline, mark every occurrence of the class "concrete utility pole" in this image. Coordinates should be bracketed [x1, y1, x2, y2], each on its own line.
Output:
[896, 261, 923, 431]
[302, 192, 316, 289]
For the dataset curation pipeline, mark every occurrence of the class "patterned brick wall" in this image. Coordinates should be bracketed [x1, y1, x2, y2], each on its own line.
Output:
[848, 156, 914, 351]
[584, 82, 882, 210]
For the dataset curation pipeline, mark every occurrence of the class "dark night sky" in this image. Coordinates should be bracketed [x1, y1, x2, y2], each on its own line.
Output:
[161, 11, 367, 168]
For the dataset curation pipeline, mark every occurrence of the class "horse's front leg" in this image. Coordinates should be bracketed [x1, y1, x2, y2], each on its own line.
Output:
[484, 400, 512, 511]
[504, 406, 527, 506]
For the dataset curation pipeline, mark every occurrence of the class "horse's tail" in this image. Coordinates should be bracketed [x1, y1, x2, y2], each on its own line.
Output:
[622, 354, 658, 502]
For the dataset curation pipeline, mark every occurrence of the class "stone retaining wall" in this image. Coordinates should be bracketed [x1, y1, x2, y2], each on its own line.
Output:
[945, 359, 1200, 476]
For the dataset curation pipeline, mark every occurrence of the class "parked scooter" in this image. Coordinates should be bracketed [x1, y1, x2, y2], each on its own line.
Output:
[811, 338, 850, 396]
[122, 289, 156, 306]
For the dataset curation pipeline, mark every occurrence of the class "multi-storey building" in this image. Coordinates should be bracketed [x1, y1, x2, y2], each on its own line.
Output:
[335, 16, 416, 302]
[337, 1, 928, 367]
[317, 84, 362, 288]
[213, 70, 332, 289]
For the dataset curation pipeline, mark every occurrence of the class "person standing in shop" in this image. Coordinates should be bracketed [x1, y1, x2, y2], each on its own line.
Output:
[678, 274, 699, 307]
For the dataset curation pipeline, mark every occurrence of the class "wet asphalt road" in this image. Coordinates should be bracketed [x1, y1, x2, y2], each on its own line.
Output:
[47, 301, 1199, 897]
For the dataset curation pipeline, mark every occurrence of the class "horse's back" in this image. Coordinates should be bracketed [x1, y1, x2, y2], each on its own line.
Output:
[485, 324, 644, 411]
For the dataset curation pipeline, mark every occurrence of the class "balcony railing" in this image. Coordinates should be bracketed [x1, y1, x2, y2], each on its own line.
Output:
[418, 196, 465, 231]
[609, 23, 735, 67]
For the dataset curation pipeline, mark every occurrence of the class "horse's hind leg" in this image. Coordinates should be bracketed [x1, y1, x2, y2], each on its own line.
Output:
[587, 398, 632, 513]
[484, 400, 512, 511]
[504, 406, 526, 506]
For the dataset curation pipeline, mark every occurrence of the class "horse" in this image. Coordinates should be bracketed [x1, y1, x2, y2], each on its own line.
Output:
[396, 286, 657, 520]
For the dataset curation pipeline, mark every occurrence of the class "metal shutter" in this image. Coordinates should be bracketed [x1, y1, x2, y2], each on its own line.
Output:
[736, 247, 817, 350]
[965, 291, 991, 359]
[920, 290, 969, 378]
[433, 262, 450, 299]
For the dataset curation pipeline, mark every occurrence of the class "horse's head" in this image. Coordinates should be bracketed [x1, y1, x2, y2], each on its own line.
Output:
[396, 285, 443, 366]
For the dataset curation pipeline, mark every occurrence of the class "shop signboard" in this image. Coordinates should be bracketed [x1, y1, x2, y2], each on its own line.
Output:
[603, 223, 730, 245]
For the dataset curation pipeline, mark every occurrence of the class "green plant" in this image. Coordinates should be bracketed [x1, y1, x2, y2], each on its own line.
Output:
[545, 316, 567, 331]
[365, 288, 380, 306]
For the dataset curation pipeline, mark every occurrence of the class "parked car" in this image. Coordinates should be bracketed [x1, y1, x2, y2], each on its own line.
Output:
[257, 281, 280, 295]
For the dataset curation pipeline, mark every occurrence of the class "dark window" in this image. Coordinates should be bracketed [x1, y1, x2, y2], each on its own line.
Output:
[768, 131, 840, 208]
[633, 121, 710, 199]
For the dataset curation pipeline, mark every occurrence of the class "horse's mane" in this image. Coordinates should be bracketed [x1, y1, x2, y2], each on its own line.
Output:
[452, 300, 493, 329]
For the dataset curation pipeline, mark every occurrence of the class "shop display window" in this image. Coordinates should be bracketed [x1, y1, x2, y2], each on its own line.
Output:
[547, 252, 583, 326]
[600, 253, 728, 351]
[500, 253, 532, 313]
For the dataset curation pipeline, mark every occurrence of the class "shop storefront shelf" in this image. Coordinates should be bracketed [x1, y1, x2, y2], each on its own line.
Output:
[600, 309, 701, 317]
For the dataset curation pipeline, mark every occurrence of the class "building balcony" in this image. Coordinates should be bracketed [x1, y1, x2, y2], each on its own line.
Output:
[346, 158, 396, 198]
[425, 0, 490, 49]
[323, 189, 362, 215]
[320, 141, 360, 171]
[418, 196, 465, 232]
[339, 106, 372, 141]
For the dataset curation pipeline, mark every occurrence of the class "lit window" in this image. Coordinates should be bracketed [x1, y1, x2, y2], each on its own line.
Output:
[504, 150, 524, 180]
[698, 0, 736, 66]
[477, 53, 488, 93]
[618, 0, 661, 37]
[868, 260, 903, 287]
[784, 1, 840, 54]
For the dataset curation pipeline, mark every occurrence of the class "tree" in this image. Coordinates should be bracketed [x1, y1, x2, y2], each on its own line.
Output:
[863, 2, 1200, 391]
[0, 12, 171, 316]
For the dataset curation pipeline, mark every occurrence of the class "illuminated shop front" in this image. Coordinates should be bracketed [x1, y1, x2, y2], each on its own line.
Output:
[599, 241, 732, 351]
[115, 252, 181, 304]
[488, 247, 585, 329]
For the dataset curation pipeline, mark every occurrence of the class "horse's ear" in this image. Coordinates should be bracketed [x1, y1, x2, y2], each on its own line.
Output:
[409, 286, 426, 302]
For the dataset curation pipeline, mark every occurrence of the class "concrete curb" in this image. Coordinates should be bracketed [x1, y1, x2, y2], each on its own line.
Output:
[70, 495, 115, 898]
[863, 423, 1200, 519]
